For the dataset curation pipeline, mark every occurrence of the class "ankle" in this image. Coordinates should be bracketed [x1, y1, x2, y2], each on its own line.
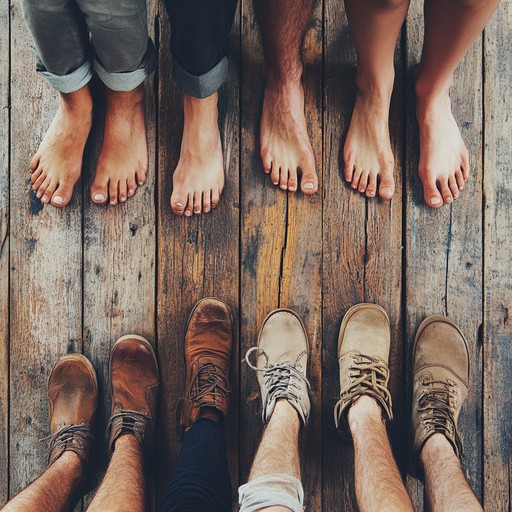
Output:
[59, 86, 93, 113]
[105, 84, 145, 107]
[355, 68, 395, 100]
[51, 450, 83, 482]
[198, 406, 223, 423]
[420, 432, 455, 464]
[270, 399, 301, 430]
[347, 395, 383, 433]
[183, 92, 218, 120]
[264, 68, 303, 92]
[414, 73, 452, 107]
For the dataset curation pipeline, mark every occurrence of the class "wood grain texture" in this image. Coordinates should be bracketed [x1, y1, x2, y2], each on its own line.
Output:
[483, 3, 512, 510]
[322, 2, 404, 509]
[8, 0, 83, 496]
[0, 0, 9, 502]
[156, 4, 241, 507]
[404, 3, 484, 509]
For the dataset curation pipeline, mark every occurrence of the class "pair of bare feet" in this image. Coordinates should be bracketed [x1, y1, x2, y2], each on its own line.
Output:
[170, 77, 318, 217]
[344, 70, 469, 207]
[30, 83, 148, 208]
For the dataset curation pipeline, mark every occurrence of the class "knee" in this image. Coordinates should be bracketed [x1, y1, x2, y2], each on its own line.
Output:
[451, 0, 492, 8]
[373, 0, 409, 9]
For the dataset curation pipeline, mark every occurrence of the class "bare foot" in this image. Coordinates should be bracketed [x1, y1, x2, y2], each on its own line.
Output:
[344, 76, 395, 200]
[91, 84, 148, 206]
[260, 79, 317, 195]
[415, 88, 469, 208]
[171, 92, 224, 216]
[30, 85, 92, 207]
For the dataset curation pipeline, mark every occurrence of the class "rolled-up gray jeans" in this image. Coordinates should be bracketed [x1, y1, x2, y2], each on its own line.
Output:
[21, 0, 156, 93]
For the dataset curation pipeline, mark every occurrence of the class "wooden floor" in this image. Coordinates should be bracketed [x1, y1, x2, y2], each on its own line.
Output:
[1, 0, 511, 510]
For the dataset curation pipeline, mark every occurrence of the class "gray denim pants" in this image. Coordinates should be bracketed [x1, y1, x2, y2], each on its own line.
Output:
[21, 0, 156, 93]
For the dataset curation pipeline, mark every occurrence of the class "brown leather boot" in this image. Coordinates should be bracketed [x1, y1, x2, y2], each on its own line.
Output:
[47, 354, 97, 478]
[411, 315, 469, 479]
[180, 298, 233, 431]
[106, 335, 159, 454]
[334, 304, 393, 437]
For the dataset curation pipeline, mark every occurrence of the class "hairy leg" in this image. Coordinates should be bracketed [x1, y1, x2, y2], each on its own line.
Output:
[421, 434, 482, 512]
[343, 0, 409, 199]
[255, 0, 317, 194]
[348, 396, 413, 512]
[2, 452, 82, 512]
[415, 0, 499, 207]
[170, 92, 224, 216]
[87, 435, 146, 512]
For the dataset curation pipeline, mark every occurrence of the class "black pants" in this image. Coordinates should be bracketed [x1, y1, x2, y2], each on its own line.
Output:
[162, 419, 232, 512]
[164, 0, 238, 98]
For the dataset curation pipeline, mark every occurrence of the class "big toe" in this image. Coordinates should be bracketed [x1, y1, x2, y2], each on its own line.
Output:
[51, 182, 74, 207]
[300, 160, 318, 195]
[91, 177, 108, 204]
[171, 188, 187, 216]
[423, 181, 443, 209]
[378, 175, 395, 200]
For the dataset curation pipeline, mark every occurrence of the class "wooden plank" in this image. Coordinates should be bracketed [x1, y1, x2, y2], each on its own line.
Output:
[155, 4, 241, 508]
[81, 1, 158, 507]
[238, 1, 323, 509]
[483, 4, 512, 510]
[0, 0, 9, 503]
[404, 5, 484, 509]
[322, 3, 404, 509]
[8, 0, 83, 496]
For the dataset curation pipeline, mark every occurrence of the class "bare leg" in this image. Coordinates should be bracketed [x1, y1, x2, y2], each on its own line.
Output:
[30, 84, 92, 208]
[87, 435, 146, 512]
[248, 400, 301, 512]
[91, 84, 148, 206]
[2, 452, 82, 512]
[415, 0, 499, 207]
[421, 434, 482, 512]
[348, 396, 413, 512]
[343, 0, 409, 199]
[170, 92, 224, 216]
[255, 0, 318, 195]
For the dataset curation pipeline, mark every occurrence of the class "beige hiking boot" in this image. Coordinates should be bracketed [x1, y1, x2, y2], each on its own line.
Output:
[245, 309, 311, 426]
[334, 303, 393, 436]
[411, 315, 469, 478]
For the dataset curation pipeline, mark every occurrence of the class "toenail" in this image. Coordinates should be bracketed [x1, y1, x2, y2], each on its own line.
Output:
[110, 200, 116, 205]
[138, 181, 144, 186]
[120, 197, 126, 202]
[381, 187, 392, 196]
[289, 186, 296, 191]
[446, 197, 452, 203]
[42, 196, 49, 203]
[94, 194, 105, 202]
[272, 181, 278, 185]
[303, 182, 314, 190]
[176, 202, 184, 208]
[204, 207, 210, 213]
[53, 196, 63, 204]
[430, 197, 441, 205]
[281, 185, 287, 190]
[185, 211, 192, 216]
[128, 189, 134, 195]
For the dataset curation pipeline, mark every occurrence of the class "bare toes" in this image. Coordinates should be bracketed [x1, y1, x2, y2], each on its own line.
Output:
[455, 169, 465, 190]
[351, 168, 362, 190]
[261, 150, 272, 174]
[193, 191, 202, 215]
[300, 159, 318, 195]
[184, 193, 193, 217]
[366, 174, 377, 198]
[37, 176, 51, 200]
[448, 175, 459, 199]
[33, 171, 47, 191]
[439, 179, 453, 204]
[52, 182, 74, 207]
[270, 163, 279, 186]
[41, 179, 57, 204]
[358, 171, 369, 193]
[171, 189, 187, 216]
[279, 167, 289, 191]
[211, 189, 220, 209]
[378, 174, 395, 200]
[423, 180, 443, 208]
[31, 167, 43, 184]
[119, 181, 128, 203]
[203, 190, 212, 213]
[136, 169, 147, 187]
[344, 157, 355, 183]
[109, 180, 119, 206]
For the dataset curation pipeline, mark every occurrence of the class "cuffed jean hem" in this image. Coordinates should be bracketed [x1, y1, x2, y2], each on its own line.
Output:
[238, 474, 305, 512]
[173, 56, 229, 99]
[37, 58, 93, 94]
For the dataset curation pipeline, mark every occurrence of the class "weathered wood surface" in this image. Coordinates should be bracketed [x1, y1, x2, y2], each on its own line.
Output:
[404, 2, 484, 509]
[0, 0, 9, 503]
[156, 2, 241, 507]
[1, 0, 511, 510]
[483, 2, 512, 510]
[8, 0, 83, 497]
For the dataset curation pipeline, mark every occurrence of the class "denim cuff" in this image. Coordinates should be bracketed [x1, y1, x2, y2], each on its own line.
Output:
[238, 474, 304, 512]
[173, 56, 229, 99]
[94, 39, 156, 92]
[37, 58, 93, 94]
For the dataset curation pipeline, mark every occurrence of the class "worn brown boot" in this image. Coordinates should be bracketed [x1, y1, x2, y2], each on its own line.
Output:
[106, 335, 159, 454]
[180, 298, 233, 431]
[411, 315, 469, 479]
[47, 354, 97, 479]
[334, 304, 393, 436]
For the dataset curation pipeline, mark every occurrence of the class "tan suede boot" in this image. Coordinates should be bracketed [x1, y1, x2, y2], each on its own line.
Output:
[334, 303, 393, 437]
[411, 315, 469, 479]
[245, 309, 311, 426]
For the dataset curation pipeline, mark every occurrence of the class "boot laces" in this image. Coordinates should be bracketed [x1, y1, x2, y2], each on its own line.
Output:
[191, 362, 230, 406]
